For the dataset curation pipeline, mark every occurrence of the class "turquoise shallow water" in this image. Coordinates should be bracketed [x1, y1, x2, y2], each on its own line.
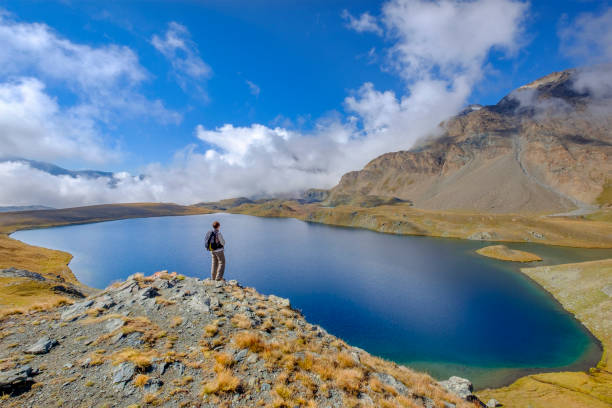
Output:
[12, 213, 611, 389]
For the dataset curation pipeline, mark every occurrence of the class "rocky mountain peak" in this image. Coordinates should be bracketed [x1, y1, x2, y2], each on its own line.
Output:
[329, 67, 612, 214]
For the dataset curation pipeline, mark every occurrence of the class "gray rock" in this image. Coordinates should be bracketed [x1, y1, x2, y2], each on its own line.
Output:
[487, 398, 501, 407]
[143, 378, 163, 393]
[0, 268, 46, 281]
[0, 365, 37, 389]
[439, 376, 473, 400]
[209, 296, 221, 309]
[171, 362, 185, 376]
[358, 393, 374, 405]
[234, 349, 248, 362]
[529, 231, 544, 239]
[268, 295, 291, 308]
[105, 318, 124, 333]
[25, 336, 58, 354]
[467, 231, 496, 241]
[261, 383, 271, 392]
[94, 295, 116, 309]
[112, 362, 135, 384]
[373, 372, 409, 396]
[140, 286, 159, 298]
[157, 361, 170, 376]
[60, 300, 94, 321]
[124, 332, 143, 347]
[154, 279, 173, 290]
[189, 295, 211, 312]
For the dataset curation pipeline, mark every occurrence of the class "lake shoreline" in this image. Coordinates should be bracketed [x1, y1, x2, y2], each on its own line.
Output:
[1, 203, 610, 404]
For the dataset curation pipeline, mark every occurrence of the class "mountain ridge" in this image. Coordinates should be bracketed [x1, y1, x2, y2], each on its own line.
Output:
[329, 67, 612, 213]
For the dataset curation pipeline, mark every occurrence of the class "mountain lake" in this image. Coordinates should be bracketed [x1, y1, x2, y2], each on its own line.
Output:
[11, 213, 611, 389]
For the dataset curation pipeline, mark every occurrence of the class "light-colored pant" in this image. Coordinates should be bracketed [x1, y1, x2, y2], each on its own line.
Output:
[211, 250, 225, 280]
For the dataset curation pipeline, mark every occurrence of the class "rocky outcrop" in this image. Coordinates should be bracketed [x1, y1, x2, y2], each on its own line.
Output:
[329, 67, 612, 213]
[24, 337, 58, 355]
[0, 272, 478, 408]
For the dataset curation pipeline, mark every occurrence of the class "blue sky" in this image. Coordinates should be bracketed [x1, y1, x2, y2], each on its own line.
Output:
[1, 0, 611, 206]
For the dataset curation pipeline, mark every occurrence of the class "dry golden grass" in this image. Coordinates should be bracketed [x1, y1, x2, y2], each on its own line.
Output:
[334, 368, 364, 395]
[142, 392, 162, 406]
[203, 323, 219, 337]
[231, 313, 252, 329]
[121, 316, 166, 345]
[201, 369, 240, 395]
[233, 331, 265, 352]
[133, 374, 150, 387]
[230, 200, 612, 248]
[170, 316, 183, 328]
[214, 352, 234, 369]
[172, 376, 194, 387]
[110, 348, 158, 370]
[169, 387, 189, 396]
[337, 352, 357, 368]
[0, 295, 73, 319]
[155, 297, 176, 306]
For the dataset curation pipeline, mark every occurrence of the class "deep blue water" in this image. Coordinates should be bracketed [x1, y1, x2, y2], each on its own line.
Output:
[12, 214, 610, 388]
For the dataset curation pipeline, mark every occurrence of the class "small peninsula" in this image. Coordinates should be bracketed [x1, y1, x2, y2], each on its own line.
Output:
[475, 245, 542, 262]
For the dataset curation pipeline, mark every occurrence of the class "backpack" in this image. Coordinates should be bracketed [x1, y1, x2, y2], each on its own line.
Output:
[205, 230, 222, 251]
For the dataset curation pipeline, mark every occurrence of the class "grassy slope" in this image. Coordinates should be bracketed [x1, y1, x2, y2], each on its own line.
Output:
[477, 259, 612, 408]
[0, 203, 211, 311]
[224, 201, 612, 248]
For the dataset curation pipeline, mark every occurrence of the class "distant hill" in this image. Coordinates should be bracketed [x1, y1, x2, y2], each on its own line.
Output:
[329, 67, 612, 213]
[0, 158, 116, 180]
[0, 205, 54, 213]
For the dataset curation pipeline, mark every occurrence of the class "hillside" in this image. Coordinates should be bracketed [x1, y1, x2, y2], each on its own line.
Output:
[329, 68, 612, 214]
[0, 272, 477, 408]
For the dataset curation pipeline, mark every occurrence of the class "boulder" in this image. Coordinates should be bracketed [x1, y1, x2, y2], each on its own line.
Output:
[25, 337, 58, 354]
[60, 299, 94, 321]
[189, 295, 211, 312]
[0, 365, 37, 390]
[487, 399, 501, 407]
[112, 362, 135, 384]
[373, 372, 409, 396]
[439, 376, 473, 400]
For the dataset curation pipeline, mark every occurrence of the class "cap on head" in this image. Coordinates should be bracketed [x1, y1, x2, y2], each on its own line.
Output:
[212, 221, 220, 229]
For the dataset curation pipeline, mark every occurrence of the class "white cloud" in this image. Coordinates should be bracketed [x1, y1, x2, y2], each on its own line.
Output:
[559, 8, 612, 63]
[0, 78, 116, 163]
[341, 10, 383, 35]
[0, 0, 530, 207]
[0, 11, 178, 122]
[0, 161, 156, 207]
[152, 22, 212, 95]
[0, 10, 181, 164]
[246, 80, 260, 97]
[381, 0, 527, 84]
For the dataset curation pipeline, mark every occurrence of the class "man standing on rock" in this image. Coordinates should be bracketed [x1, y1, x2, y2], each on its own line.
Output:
[205, 221, 226, 281]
